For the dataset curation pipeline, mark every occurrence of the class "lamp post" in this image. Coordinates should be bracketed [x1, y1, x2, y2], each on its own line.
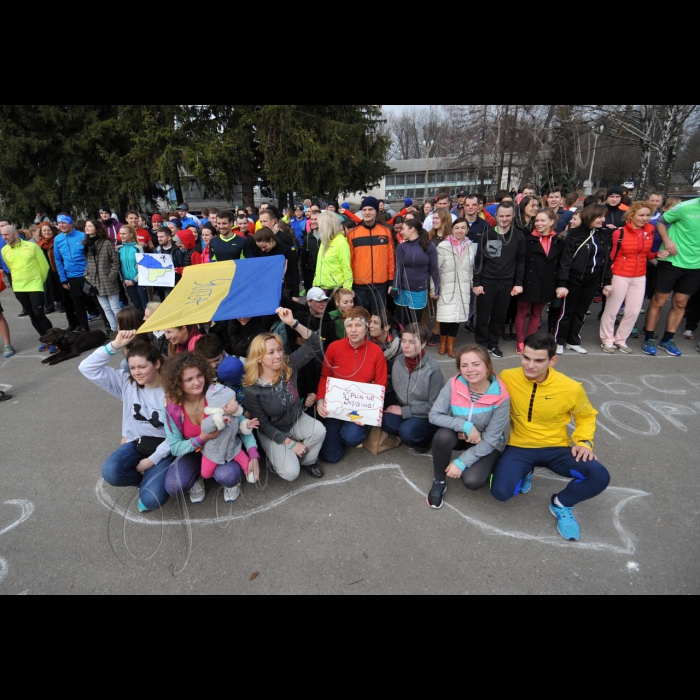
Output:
[424, 139, 434, 200]
[585, 125, 604, 196]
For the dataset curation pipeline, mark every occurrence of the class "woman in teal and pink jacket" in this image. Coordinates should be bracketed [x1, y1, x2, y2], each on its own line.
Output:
[427, 344, 510, 509]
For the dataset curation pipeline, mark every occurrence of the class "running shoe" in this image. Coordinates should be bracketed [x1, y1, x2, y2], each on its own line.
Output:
[4, 345, 15, 358]
[189, 478, 206, 504]
[683, 330, 694, 340]
[48, 345, 59, 354]
[556, 344, 564, 355]
[521, 473, 533, 495]
[38, 344, 48, 352]
[427, 334, 440, 347]
[601, 344, 616, 354]
[615, 343, 633, 354]
[224, 484, 241, 503]
[642, 339, 657, 356]
[630, 326, 639, 339]
[565, 344, 588, 354]
[659, 339, 682, 356]
[549, 498, 580, 541]
[490, 347, 504, 359]
[427, 480, 447, 509]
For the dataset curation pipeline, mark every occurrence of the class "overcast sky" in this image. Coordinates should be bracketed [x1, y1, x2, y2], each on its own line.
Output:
[382, 105, 412, 115]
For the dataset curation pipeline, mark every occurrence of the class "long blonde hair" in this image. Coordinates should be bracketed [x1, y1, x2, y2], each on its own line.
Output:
[243, 333, 293, 387]
[318, 211, 343, 255]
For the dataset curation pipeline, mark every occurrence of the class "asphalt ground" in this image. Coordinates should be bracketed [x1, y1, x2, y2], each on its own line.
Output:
[1, 291, 699, 596]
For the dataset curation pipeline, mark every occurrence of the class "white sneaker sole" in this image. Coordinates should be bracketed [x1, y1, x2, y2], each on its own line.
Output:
[565, 345, 588, 354]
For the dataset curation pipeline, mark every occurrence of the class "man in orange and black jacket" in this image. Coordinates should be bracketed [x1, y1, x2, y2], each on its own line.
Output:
[347, 196, 395, 315]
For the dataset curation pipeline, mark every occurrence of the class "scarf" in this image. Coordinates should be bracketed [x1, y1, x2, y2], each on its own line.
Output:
[447, 235, 469, 257]
[405, 351, 425, 374]
[534, 231, 555, 256]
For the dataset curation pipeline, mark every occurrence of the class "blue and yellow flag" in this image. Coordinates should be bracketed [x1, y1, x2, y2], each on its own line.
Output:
[139, 258, 284, 333]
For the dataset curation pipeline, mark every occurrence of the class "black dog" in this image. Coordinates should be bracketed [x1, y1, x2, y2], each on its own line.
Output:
[39, 328, 107, 366]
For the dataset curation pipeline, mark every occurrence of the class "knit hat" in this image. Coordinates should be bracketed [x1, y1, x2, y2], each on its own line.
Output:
[151, 214, 163, 224]
[404, 198, 413, 208]
[361, 196, 380, 213]
[99, 206, 112, 215]
[206, 382, 237, 410]
[606, 186, 624, 198]
[341, 202, 351, 210]
[217, 357, 245, 386]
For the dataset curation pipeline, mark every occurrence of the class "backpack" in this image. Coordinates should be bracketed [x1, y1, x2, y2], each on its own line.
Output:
[612, 227, 625, 262]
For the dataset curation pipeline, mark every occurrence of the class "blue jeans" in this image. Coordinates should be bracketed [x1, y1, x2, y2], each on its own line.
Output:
[491, 446, 611, 508]
[320, 418, 371, 464]
[125, 284, 149, 313]
[102, 442, 174, 512]
[382, 413, 437, 448]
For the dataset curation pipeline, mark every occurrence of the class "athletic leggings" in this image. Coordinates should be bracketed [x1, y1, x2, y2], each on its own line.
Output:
[440, 322, 460, 338]
[432, 427, 501, 490]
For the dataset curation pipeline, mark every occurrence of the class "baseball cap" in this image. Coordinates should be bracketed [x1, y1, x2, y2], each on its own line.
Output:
[177, 204, 189, 211]
[458, 190, 468, 197]
[307, 287, 330, 302]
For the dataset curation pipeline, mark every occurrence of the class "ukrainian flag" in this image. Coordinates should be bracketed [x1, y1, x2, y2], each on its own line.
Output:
[139, 258, 285, 333]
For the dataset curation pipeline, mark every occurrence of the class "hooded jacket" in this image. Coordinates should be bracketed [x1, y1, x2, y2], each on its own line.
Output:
[429, 374, 511, 471]
[392, 353, 445, 420]
[347, 219, 396, 287]
[557, 226, 612, 287]
[314, 234, 353, 290]
[54, 228, 87, 282]
[174, 229, 202, 274]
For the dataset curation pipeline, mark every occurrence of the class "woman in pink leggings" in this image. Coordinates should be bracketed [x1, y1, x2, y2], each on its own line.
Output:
[600, 201, 664, 354]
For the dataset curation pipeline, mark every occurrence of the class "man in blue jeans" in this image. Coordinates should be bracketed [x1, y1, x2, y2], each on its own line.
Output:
[491, 333, 610, 541]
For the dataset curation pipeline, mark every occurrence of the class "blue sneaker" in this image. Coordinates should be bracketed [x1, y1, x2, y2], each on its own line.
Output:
[48, 345, 59, 354]
[642, 339, 657, 356]
[659, 339, 682, 356]
[87, 312, 100, 322]
[4, 345, 15, 358]
[521, 473, 533, 495]
[137, 499, 149, 513]
[549, 499, 580, 541]
[38, 343, 48, 352]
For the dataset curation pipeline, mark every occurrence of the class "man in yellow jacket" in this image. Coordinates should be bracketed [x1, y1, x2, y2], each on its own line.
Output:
[491, 332, 610, 541]
[1, 224, 52, 345]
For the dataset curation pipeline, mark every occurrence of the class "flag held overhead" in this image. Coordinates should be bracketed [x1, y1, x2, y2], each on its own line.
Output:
[139, 258, 285, 334]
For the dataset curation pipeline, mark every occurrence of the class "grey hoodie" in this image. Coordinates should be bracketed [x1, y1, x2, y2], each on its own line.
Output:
[392, 354, 445, 419]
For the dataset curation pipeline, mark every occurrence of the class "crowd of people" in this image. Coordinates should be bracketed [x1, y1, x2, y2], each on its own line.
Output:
[1, 187, 698, 540]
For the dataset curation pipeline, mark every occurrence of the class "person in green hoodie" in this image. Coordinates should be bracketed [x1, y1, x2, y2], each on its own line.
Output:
[313, 212, 353, 294]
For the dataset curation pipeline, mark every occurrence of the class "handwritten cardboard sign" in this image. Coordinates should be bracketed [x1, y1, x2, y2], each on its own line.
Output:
[325, 378, 386, 428]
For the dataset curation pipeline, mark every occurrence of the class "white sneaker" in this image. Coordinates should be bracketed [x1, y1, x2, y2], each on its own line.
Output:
[601, 344, 616, 354]
[224, 484, 241, 503]
[246, 470, 257, 485]
[189, 478, 206, 504]
[556, 345, 565, 355]
[565, 344, 588, 354]
[615, 343, 633, 354]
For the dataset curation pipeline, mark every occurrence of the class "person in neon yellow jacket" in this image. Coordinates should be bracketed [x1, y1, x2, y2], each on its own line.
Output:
[313, 212, 353, 293]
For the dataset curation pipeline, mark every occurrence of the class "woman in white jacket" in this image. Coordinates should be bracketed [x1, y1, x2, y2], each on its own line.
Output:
[435, 218, 477, 358]
[79, 331, 175, 513]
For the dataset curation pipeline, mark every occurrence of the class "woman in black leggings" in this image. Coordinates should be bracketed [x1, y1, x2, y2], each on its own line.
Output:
[426, 345, 511, 510]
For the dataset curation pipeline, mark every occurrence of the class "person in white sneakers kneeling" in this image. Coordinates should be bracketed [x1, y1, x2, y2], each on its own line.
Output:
[162, 353, 260, 505]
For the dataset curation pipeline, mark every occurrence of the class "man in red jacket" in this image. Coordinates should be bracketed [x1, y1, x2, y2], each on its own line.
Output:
[316, 306, 388, 463]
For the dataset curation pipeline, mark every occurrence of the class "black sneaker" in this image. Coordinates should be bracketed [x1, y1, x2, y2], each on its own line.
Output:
[18, 310, 29, 317]
[427, 480, 447, 509]
[305, 463, 324, 479]
[490, 347, 504, 359]
[427, 334, 440, 347]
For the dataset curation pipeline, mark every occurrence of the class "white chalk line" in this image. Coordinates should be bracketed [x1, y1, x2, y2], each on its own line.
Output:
[0, 500, 35, 536]
[96, 465, 648, 555]
[0, 500, 35, 592]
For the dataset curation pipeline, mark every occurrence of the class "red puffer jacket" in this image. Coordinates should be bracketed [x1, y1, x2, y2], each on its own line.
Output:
[610, 223, 657, 278]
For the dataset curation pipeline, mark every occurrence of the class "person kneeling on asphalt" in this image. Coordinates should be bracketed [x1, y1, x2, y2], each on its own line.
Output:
[490, 332, 611, 542]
